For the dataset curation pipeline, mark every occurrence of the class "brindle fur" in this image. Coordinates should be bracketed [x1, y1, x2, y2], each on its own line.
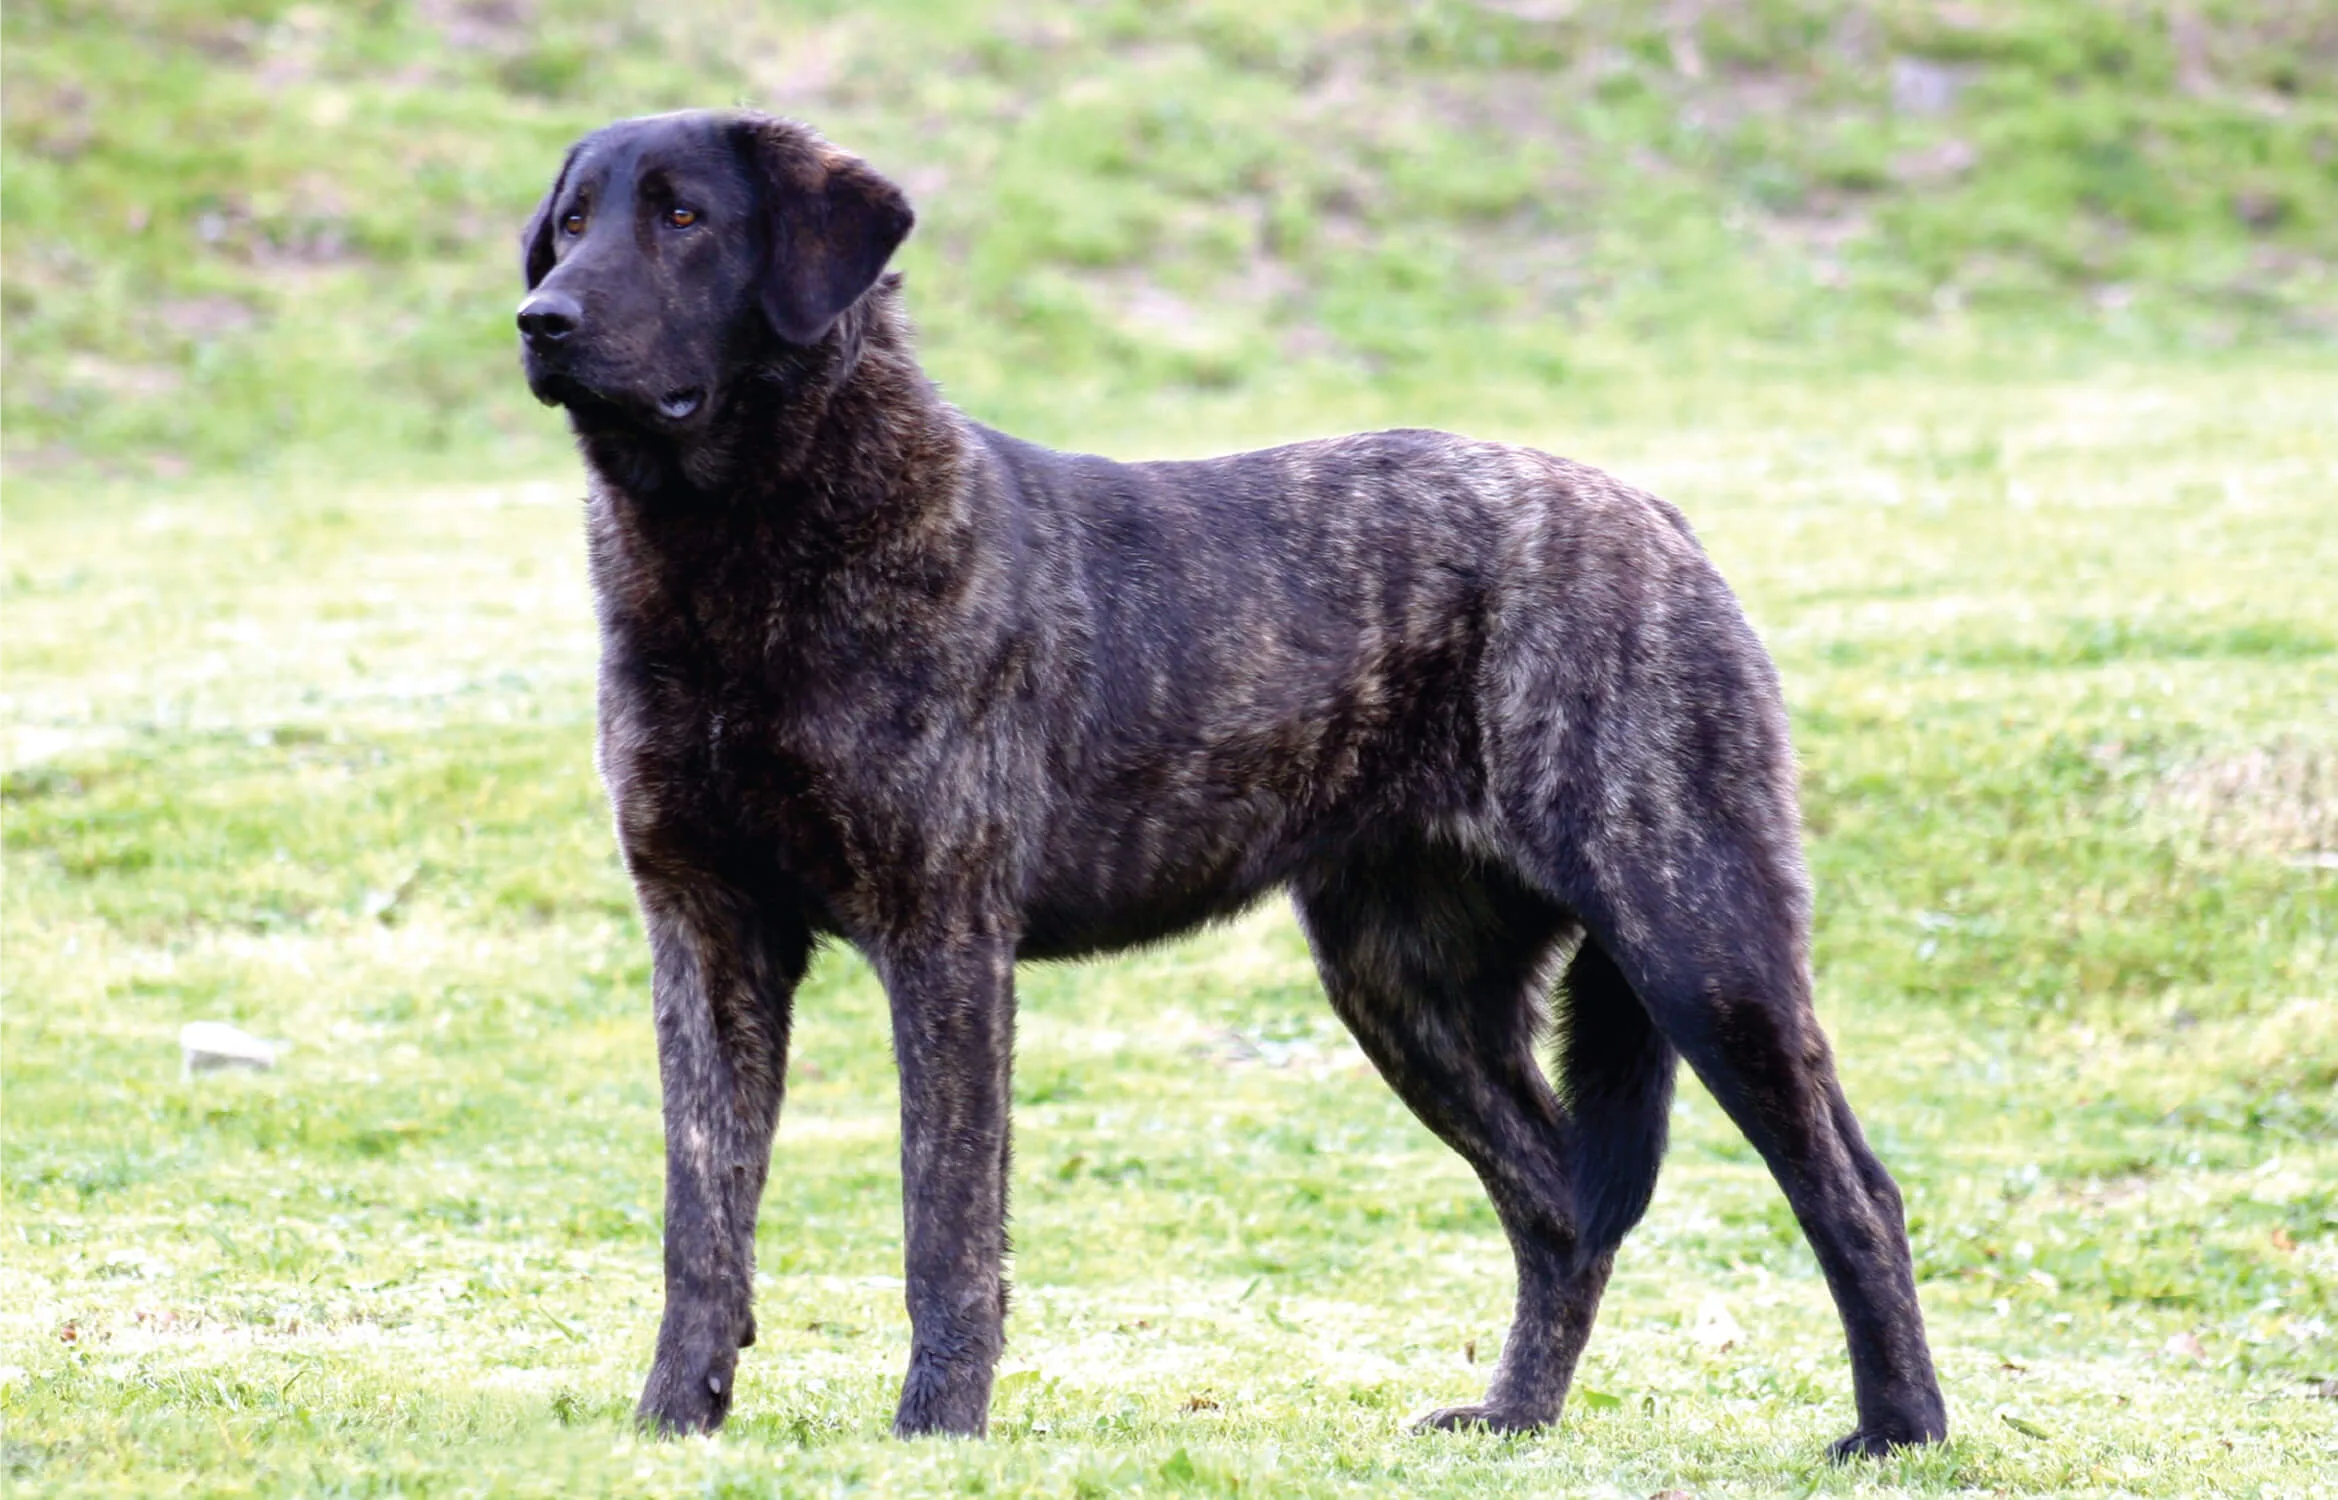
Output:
[515, 109, 1949, 1458]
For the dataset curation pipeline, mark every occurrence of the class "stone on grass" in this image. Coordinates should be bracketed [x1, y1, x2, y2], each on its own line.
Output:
[179, 1021, 281, 1076]
[1691, 1293, 1744, 1351]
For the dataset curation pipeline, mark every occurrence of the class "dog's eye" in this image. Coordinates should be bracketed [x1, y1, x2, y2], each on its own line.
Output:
[561, 212, 586, 236]
[667, 207, 698, 229]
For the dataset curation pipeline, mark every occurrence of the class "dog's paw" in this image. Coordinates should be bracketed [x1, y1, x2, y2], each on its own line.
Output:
[1828, 1417, 1948, 1462]
[1411, 1403, 1549, 1435]
[635, 1346, 739, 1437]
[891, 1359, 992, 1439]
[890, 1409, 986, 1440]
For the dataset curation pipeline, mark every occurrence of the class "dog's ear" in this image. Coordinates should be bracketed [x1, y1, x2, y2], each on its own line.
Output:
[520, 144, 580, 290]
[738, 120, 914, 347]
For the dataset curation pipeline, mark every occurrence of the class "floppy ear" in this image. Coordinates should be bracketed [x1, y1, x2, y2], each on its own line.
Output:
[740, 121, 915, 347]
[520, 145, 579, 290]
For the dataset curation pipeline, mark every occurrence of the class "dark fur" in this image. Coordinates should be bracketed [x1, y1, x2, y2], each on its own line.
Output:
[516, 109, 1948, 1457]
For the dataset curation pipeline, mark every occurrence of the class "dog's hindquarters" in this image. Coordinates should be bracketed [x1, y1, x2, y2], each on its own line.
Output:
[1476, 482, 1948, 1453]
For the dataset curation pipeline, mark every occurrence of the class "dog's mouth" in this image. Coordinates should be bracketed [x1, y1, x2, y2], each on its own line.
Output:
[529, 368, 711, 431]
[527, 366, 583, 411]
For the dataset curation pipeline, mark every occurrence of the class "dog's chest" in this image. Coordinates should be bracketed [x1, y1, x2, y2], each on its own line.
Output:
[604, 626, 841, 828]
[596, 581, 979, 909]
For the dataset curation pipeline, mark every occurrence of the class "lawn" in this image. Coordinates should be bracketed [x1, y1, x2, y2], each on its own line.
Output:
[5, 0, 2336, 1494]
[5, 363, 2333, 1497]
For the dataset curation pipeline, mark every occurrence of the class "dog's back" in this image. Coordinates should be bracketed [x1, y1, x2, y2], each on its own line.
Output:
[960, 422, 1787, 966]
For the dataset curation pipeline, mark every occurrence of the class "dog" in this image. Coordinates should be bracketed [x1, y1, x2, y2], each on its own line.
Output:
[515, 108, 1948, 1458]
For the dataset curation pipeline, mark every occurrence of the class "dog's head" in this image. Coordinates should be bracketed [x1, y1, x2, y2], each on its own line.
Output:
[517, 110, 913, 435]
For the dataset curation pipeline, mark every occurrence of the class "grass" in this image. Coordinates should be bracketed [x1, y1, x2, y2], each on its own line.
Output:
[5, 0, 2336, 1493]
[5, 0, 2336, 472]
[5, 365, 2335, 1496]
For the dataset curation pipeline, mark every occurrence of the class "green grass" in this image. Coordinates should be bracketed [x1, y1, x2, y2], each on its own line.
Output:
[5, 0, 2336, 472]
[6, 367, 2334, 1495]
[5, 0, 2336, 1492]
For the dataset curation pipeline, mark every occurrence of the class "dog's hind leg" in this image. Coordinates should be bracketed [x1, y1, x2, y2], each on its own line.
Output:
[1528, 812, 1949, 1459]
[632, 880, 810, 1437]
[1291, 843, 1673, 1433]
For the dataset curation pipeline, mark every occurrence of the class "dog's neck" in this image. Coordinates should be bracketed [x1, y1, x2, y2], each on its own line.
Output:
[576, 275, 967, 548]
[579, 279, 989, 656]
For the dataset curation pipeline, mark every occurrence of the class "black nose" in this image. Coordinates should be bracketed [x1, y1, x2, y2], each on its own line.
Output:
[517, 291, 581, 345]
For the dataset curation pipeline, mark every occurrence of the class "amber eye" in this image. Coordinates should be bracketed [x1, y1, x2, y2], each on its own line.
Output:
[560, 211, 586, 236]
[667, 207, 698, 229]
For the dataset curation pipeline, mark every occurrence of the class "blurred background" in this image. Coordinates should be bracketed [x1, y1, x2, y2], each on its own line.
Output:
[5, 0, 2334, 471]
[4, 4, 2334, 1496]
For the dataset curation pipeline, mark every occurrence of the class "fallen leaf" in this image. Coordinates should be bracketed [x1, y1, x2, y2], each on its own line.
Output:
[537, 1303, 583, 1342]
[1999, 1409, 2051, 1440]
[362, 863, 422, 922]
[1463, 1337, 1476, 1365]
[2160, 1331, 2208, 1363]
[1182, 1392, 1220, 1412]
[2271, 1227, 2296, 1252]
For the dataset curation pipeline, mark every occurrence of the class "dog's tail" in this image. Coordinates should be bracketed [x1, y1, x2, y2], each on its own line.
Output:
[1554, 936, 1677, 1258]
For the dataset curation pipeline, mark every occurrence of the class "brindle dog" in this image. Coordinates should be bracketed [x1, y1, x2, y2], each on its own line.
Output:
[516, 109, 1948, 1458]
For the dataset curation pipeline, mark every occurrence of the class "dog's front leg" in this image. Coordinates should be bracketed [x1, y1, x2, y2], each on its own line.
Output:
[634, 890, 808, 1436]
[881, 935, 1015, 1438]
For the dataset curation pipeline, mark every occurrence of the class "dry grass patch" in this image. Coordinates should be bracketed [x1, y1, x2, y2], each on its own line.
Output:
[2151, 740, 2338, 863]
